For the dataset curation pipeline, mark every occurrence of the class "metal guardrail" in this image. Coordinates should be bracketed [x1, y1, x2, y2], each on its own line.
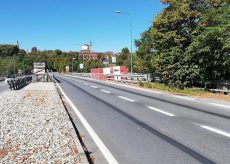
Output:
[71, 73, 91, 78]
[48, 73, 55, 82]
[67, 72, 230, 94]
[107, 78, 139, 84]
[8, 76, 32, 90]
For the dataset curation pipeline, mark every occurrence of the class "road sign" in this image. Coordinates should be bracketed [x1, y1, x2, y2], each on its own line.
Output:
[80, 64, 84, 69]
[112, 56, 116, 63]
[33, 62, 45, 75]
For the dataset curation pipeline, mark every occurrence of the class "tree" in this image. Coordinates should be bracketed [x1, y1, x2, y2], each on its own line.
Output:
[121, 47, 130, 54]
[0, 44, 19, 57]
[135, 28, 156, 74]
[54, 49, 62, 56]
[116, 47, 130, 68]
[187, 1, 230, 85]
[136, 0, 230, 88]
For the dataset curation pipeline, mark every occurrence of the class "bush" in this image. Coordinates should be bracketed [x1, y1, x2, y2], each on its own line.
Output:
[138, 81, 144, 87]
[145, 82, 152, 88]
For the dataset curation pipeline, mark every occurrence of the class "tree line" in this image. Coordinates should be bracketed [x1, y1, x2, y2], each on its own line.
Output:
[0, 46, 133, 75]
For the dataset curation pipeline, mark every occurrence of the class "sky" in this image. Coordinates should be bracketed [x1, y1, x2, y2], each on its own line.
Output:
[0, 0, 165, 53]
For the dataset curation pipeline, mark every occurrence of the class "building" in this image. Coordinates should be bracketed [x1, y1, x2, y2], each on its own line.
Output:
[79, 42, 113, 61]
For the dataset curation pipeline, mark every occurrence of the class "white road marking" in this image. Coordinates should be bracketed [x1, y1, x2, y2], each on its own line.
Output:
[118, 96, 135, 102]
[174, 95, 195, 101]
[148, 106, 175, 117]
[91, 86, 98, 89]
[65, 75, 162, 94]
[201, 125, 230, 138]
[210, 103, 230, 109]
[55, 82, 118, 164]
[84, 83, 89, 85]
[100, 89, 111, 94]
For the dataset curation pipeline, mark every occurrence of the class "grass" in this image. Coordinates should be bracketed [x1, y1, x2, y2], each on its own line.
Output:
[138, 81, 211, 96]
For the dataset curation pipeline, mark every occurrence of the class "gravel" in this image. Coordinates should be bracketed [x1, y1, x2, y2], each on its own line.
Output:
[0, 82, 82, 163]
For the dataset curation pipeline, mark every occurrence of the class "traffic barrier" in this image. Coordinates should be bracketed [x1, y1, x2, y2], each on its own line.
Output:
[8, 76, 32, 90]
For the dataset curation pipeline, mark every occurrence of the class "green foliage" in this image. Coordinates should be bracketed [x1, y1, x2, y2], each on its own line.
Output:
[0, 44, 20, 57]
[136, 0, 230, 88]
[138, 81, 144, 87]
[121, 47, 130, 54]
[116, 47, 130, 68]
[145, 82, 153, 88]
[135, 28, 156, 74]
[0, 46, 106, 75]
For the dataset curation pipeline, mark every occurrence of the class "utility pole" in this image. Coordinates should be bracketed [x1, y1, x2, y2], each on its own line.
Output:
[115, 10, 133, 80]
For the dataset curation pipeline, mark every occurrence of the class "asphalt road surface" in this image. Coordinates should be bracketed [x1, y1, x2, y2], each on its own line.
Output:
[55, 74, 230, 164]
[0, 81, 9, 94]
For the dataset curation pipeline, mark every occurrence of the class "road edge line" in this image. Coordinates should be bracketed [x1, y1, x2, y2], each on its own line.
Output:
[56, 82, 119, 164]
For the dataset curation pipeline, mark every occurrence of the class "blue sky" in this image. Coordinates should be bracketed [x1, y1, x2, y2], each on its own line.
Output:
[0, 0, 165, 53]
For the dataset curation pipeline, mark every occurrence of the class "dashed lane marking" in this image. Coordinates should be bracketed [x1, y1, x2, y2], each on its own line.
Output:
[148, 106, 175, 117]
[118, 96, 135, 102]
[173, 95, 195, 101]
[201, 125, 230, 138]
[100, 90, 111, 94]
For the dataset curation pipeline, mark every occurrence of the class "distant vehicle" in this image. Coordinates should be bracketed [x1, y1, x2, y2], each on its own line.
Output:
[5, 75, 16, 85]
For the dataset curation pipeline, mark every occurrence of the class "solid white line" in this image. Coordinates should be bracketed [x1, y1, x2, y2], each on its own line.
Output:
[148, 106, 175, 117]
[201, 125, 230, 138]
[56, 83, 118, 164]
[100, 89, 111, 94]
[84, 83, 89, 85]
[210, 103, 230, 109]
[91, 86, 98, 89]
[174, 95, 195, 101]
[118, 96, 135, 102]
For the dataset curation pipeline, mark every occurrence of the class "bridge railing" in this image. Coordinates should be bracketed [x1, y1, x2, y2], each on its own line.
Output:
[8, 76, 32, 90]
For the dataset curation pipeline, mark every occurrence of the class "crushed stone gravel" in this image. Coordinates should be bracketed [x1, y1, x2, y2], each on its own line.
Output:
[0, 82, 82, 163]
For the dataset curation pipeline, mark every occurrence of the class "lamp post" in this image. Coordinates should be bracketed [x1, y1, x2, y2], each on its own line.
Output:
[115, 10, 133, 80]
[72, 58, 76, 72]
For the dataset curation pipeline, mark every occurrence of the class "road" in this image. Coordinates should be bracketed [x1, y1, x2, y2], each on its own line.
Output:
[55, 74, 230, 164]
[0, 81, 9, 94]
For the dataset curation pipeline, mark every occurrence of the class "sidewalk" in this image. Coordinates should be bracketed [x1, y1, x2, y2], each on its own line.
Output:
[0, 83, 85, 163]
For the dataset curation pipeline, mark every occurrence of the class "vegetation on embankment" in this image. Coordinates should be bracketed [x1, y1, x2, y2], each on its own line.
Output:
[138, 81, 230, 102]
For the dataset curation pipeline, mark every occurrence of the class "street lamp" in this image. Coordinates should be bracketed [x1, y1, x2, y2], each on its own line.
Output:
[115, 10, 133, 80]
[72, 58, 76, 72]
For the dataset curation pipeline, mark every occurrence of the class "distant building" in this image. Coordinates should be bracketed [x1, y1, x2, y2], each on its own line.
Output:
[79, 42, 113, 60]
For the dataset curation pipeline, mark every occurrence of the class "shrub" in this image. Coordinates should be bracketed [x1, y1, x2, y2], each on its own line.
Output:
[139, 81, 144, 87]
[145, 82, 152, 88]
